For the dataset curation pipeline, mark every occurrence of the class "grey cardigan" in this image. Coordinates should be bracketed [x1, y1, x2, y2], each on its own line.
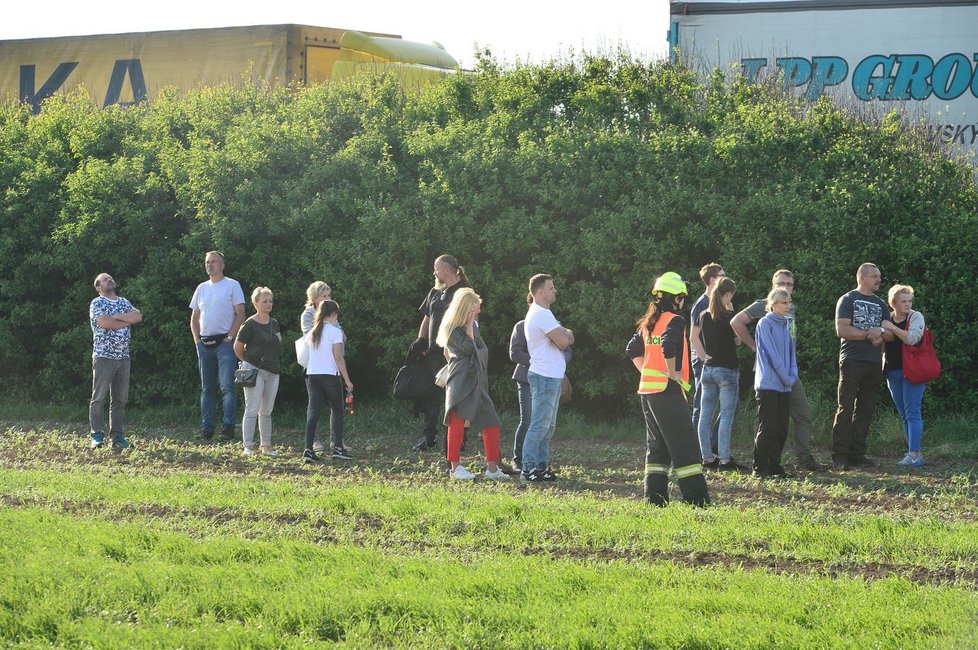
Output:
[443, 326, 501, 431]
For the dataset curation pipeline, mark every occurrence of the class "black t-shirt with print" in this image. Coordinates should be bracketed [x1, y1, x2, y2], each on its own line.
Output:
[835, 290, 891, 363]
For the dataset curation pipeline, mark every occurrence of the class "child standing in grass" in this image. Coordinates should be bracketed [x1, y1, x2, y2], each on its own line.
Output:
[302, 300, 354, 464]
[751, 288, 797, 478]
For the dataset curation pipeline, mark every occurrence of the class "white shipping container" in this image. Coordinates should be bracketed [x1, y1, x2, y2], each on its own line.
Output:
[669, 0, 978, 163]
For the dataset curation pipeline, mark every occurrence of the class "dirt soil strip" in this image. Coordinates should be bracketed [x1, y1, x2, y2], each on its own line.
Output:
[3, 451, 976, 524]
[3, 495, 976, 589]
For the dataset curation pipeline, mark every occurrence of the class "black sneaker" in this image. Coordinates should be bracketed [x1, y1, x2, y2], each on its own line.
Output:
[541, 468, 558, 481]
[751, 469, 771, 479]
[850, 455, 876, 468]
[769, 466, 795, 479]
[832, 459, 851, 471]
[197, 428, 214, 441]
[331, 446, 353, 460]
[718, 459, 747, 473]
[411, 436, 434, 452]
[796, 457, 829, 472]
[219, 425, 235, 442]
[303, 449, 321, 463]
[702, 457, 721, 471]
[522, 468, 544, 482]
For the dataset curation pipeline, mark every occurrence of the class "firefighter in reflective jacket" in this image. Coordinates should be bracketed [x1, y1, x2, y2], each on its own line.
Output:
[626, 272, 711, 506]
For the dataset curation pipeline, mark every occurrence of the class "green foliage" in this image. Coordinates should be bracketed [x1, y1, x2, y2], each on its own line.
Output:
[1, 56, 975, 415]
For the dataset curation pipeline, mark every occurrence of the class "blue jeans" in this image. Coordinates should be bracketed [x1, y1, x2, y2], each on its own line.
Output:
[197, 340, 238, 431]
[692, 359, 720, 454]
[511, 380, 532, 464]
[886, 369, 926, 453]
[521, 372, 562, 472]
[697, 366, 739, 461]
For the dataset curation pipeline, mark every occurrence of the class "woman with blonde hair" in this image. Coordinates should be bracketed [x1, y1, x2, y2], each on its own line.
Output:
[436, 288, 508, 480]
[751, 287, 797, 478]
[882, 284, 928, 467]
[233, 287, 282, 456]
[300, 281, 332, 335]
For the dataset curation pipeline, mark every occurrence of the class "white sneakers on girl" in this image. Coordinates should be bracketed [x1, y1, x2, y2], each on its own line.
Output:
[450, 465, 476, 480]
[485, 468, 511, 481]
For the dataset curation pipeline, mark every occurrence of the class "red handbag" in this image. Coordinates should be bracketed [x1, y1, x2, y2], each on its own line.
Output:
[902, 313, 941, 384]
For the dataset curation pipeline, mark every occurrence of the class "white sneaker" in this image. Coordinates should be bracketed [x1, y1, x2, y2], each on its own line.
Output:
[260, 447, 279, 457]
[485, 468, 511, 481]
[243, 447, 256, 457]
[450, 465, 475, 480]
[312, 441, 326, 452]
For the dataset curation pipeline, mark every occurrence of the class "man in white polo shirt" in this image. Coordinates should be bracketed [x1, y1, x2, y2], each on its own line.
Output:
[190, 251, 246, 441]
[520, 274, 574, 482]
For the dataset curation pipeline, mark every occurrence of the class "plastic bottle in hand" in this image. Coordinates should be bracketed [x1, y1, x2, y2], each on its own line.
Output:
[345, 390, 355, 416]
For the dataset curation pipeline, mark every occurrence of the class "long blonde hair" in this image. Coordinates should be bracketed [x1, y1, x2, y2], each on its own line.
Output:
[436, 288, 481, 348]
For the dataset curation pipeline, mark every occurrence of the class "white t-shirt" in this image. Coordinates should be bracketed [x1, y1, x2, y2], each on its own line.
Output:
[525, 303, 566, 379]
[189, 277, 245, 336]
[305, 323, 344, 375]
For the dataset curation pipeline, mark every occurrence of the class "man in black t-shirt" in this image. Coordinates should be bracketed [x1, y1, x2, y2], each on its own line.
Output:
[411, 255, 468, 452]
[831, 263, 894, 470]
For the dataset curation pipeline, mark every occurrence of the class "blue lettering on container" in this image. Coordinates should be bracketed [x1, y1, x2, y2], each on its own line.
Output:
[932, 53, 972, 100]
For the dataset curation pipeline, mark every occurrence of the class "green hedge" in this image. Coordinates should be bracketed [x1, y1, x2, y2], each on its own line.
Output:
[1, 55, 975, 416]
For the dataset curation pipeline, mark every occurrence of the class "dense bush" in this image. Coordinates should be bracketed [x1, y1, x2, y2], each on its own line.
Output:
[1, 54, 975, 416]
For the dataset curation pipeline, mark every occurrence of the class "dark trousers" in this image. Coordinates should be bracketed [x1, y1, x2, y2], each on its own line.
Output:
[305, 375, 344, 451]
[753, 390, 790, 474]
[511, 380, 532, 465]
[641, 384, 710, 507]
[831, 359, 883, 462]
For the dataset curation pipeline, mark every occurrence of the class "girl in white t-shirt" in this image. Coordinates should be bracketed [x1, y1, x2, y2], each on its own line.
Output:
[302, 300, 354, 463]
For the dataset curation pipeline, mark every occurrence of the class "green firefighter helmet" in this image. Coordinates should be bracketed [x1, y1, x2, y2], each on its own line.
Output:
[651, 272, 688, 298]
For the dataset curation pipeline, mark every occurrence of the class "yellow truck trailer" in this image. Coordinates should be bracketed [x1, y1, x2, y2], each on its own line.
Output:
[0, 24, 459, 112]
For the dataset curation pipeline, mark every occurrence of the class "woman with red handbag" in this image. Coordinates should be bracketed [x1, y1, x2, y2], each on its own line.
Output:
[882, 285, 927, 468]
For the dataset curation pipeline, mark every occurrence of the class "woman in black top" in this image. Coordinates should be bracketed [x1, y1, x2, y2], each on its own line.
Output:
[233, 286, 282, 457]
[697, 277, 744, 471]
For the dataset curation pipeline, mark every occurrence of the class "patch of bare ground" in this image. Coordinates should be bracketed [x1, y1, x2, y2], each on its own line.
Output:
[3, 425, 976, 521]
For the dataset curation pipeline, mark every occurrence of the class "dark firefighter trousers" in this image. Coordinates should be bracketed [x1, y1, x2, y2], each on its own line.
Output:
[641, 382, 710, 507]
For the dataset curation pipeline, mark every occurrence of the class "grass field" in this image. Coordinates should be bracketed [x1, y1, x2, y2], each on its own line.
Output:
[2, 401, 977, 648]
